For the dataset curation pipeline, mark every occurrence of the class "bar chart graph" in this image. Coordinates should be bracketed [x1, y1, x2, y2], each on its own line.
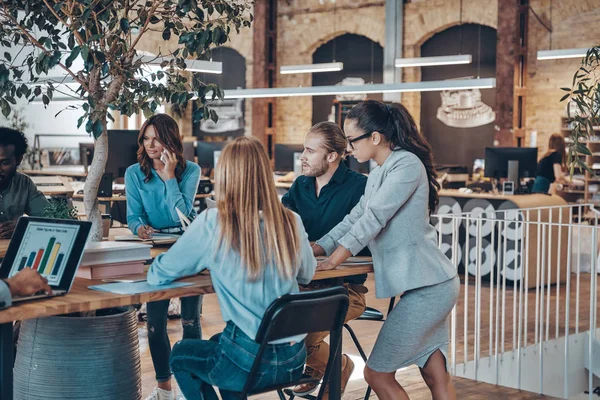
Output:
[10, 222, 80, 286]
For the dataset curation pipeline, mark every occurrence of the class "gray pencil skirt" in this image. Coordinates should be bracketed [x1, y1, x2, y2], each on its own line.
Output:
[367, 275, 460, 372]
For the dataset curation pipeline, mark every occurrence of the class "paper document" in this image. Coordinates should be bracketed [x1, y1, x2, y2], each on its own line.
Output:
[89, 281, 192, 295]
[316, 256, 372, 266]
[114, 233, 180, 243]
[176, 207, 192, 231]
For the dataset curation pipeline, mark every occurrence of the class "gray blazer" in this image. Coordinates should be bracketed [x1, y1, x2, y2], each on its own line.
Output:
[317, 150, 457, 298]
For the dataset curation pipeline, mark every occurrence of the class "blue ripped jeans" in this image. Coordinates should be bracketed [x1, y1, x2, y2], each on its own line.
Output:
[170, 321, 306, 400]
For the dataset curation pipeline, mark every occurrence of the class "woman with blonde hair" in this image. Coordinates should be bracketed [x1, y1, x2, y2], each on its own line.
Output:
[532, 133, 578, 193]
[147, 136, 316, 400]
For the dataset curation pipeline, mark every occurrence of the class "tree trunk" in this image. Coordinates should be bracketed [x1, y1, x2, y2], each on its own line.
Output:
[84, 117, 108, 241]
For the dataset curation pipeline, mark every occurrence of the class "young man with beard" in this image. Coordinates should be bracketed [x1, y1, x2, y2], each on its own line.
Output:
[282, 121, 368, 399]
[0, 128, 49, 239]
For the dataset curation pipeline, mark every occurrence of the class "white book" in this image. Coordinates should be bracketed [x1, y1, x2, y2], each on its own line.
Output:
[82, 241, 152, 266]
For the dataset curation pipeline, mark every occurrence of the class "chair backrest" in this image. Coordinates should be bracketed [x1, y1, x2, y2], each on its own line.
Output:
[255, 286, 350, 344]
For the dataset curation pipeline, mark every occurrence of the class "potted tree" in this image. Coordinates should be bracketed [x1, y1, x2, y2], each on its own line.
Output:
[0, 0, 253, 240]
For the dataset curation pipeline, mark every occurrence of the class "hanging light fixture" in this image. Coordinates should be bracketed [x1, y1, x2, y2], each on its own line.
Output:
[138, 54, 222, 74]
[395, 54, 473, 68]
[279, 0, 343, 74]
[395, 0, 472, 69]
[216, 78, 495, 100]
[280, 62, 344, 74]
[532, 0, 589, 61]
[537, 48, 591, 60]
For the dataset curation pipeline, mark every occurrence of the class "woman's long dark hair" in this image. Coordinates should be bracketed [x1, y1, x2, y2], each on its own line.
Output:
[137, 114, 186, 183]
[346, 100, 440, 213]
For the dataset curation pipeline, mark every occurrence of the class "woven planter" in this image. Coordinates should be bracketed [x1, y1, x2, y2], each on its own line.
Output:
[14, 307, 142, 400]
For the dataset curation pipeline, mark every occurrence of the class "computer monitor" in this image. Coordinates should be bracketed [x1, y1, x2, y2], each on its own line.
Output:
[484, 147, 538, 180]
[195, 141, 226, 168]
[106, 130, 139, 178]
[183, 141, 196, 162]
[274, 144, 304, 172]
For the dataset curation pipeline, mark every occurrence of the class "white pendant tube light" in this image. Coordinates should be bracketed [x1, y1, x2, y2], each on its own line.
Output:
[536, 48, 590, 60]
[394, 54, 473, 68]
[219, 78, 495, 100]
[137, 54, 222, 74]
[280, 62, 344, 74]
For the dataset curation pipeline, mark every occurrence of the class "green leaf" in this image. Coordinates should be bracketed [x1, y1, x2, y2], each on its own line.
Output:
[92, 119, 103, 139]
[0, 99, 10, 117]
[575, 143, 592, 156]
[42, 94, 50, 106]
[81, 45, 89, 62]
[120, 18, 130, 33]
[209, 109, 218, 123]
[77, 116, 85, 128]
[4, 52, 11, 62]
[65, 46, 80, 68]
[162, 29, 171, 41]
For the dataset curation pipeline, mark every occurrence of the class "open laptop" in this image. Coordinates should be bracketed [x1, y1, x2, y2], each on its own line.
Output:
[0, 217, 92, 303]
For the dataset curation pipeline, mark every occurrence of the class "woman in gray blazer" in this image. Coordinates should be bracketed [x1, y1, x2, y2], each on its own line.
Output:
[314, 100, 460, 400]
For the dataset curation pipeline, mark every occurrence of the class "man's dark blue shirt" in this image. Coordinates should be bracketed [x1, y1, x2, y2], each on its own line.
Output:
[282, 162, 368, 284]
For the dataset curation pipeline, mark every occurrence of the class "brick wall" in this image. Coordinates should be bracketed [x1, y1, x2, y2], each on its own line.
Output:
[137, 0, 600, 151]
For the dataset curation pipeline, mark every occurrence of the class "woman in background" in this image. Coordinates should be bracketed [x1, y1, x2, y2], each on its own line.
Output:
[313, 100, 459, 400]
[532, 133, 579, 194]
[148, 136, 316, 400]
[125, 113, 201, 400]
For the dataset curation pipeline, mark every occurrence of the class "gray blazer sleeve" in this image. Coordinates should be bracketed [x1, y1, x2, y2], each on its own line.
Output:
[322, 155, 422, 256]
[0, 280, 12, 309]
[316, 193, 366, 255]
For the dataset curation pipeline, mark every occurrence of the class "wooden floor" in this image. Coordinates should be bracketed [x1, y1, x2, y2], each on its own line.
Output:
[135, 272, 596, 399]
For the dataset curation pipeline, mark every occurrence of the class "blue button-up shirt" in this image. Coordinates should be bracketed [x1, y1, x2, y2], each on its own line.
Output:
[148, 208, 317, 343]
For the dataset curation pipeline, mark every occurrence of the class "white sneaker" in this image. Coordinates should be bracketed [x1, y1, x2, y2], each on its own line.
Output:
[145, 387, 175, 400]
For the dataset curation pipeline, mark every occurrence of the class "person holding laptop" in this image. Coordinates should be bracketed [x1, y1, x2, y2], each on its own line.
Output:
[0, 268, 51, 309]
[282, 121, 368, 398]
[148, 136, 316, 400]
[0, 128, 50, 239]
[124, 114, 201, 400]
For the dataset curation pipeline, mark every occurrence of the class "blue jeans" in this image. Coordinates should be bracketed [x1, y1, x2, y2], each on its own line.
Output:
[147, 295, 203, 382]
[170, 321, 306, 400]
[532, 176, 551, 193]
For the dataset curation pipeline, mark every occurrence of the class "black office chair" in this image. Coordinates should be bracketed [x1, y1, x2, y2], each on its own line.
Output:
[286, 296, 397, 400]
[226, 287, 349, 400]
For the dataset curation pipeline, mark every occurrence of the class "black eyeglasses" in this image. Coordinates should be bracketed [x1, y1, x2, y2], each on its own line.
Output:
[347, 132, 373, 150]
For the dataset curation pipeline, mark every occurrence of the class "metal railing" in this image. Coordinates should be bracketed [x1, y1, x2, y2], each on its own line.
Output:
[432, 204, 599, 399]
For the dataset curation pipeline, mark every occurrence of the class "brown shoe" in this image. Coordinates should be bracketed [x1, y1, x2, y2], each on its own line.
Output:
[321, 354, 355, 400]
[292, 366, 323, 397]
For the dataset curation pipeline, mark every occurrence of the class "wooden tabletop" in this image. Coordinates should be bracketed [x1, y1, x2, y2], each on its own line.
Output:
[0, 274, 214, 324]
[72, 193, 212, 202]
[22, 169, 87, 179]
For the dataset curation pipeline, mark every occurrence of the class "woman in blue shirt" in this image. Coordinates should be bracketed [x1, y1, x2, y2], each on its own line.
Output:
[148, 136, 316, 400]
[125, 114, 201, 400]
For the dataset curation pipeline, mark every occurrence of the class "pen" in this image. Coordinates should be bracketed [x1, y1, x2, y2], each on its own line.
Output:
[138, 218, 152, 238]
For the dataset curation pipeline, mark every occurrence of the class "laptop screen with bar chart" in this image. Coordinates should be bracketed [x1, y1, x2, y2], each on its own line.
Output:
[0, 217, 92, 294]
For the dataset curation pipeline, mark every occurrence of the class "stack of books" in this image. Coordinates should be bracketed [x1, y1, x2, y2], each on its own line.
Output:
[76, 241, 153, 279]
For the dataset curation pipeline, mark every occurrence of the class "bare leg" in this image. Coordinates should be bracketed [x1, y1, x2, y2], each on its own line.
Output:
[363, 366, 409, 400]
[419, 350, 456, 400]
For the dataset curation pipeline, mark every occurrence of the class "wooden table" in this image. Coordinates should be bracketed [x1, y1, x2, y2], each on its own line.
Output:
[22, 168, 87, 179]
[0, 274, 214, 398]
[72, 193, 212, 202]
[0, 233, 371, 398]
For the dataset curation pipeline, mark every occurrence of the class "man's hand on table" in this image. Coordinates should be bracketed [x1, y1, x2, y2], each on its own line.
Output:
[316, 258, 338, 271]
[0, 220, 16, 239]
[5, 268, 52, 297]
